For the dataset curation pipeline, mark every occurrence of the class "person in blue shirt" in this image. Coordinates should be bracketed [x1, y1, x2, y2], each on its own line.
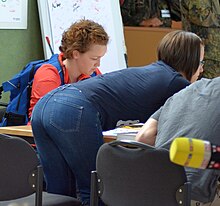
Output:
[31, 30, 204, 206]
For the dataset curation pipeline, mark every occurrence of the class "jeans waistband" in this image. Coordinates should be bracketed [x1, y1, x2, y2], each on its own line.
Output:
[47, 84, 82, 95]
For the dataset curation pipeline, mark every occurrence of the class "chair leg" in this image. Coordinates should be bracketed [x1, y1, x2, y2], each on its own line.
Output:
[90, 171, 99, 206]
[184, 182, 191, 206]
[35, 165, 43, 206]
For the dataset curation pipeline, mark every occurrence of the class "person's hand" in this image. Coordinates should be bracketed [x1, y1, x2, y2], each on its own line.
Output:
[139, 17, 163, 27]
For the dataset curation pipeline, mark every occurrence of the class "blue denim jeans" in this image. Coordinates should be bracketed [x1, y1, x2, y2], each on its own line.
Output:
[31, 84, 104, 205]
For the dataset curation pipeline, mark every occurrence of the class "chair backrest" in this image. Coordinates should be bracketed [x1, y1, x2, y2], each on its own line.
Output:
[90, 140, 191, 206]
[0, 134, 81, 206]
[0, 134, 42, 204]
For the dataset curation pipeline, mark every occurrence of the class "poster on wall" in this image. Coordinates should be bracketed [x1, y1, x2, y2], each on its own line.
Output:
[0, 0, 28, 29]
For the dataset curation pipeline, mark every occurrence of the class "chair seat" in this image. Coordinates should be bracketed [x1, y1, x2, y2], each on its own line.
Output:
[1, 192, 82, 206]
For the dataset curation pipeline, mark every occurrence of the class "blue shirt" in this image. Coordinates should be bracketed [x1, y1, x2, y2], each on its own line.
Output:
[74, 61, 190, 130]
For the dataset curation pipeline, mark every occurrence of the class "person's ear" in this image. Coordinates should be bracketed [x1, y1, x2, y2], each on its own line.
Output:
[72, 50, 80, 59]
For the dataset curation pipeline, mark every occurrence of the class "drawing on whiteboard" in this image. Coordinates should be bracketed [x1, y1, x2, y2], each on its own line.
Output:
[72, 3, 79, 12]
[47, 0, 125, 73]
[48, 0, 114, 50]
[52, 3, 61, 9]
[38, 0, 126, 73]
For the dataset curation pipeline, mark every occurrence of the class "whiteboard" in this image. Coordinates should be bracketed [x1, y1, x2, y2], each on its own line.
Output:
[37, 0, 127, 73]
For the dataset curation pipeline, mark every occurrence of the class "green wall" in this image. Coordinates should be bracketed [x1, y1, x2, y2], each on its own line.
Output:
[0, 0, 44, 104]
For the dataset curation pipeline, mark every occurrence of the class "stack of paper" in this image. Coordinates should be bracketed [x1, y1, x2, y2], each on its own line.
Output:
[102, 123, 143, 140]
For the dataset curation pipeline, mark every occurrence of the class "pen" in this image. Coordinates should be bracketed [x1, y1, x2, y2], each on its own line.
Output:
[46, 36, 54, 55]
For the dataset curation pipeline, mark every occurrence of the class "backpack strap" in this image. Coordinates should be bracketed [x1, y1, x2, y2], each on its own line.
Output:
[28, 54, 64, 86]
[47, 54, 65, 85]
[28, 60, 47, 86]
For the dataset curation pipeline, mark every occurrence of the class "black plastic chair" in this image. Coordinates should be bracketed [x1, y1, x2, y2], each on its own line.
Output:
[90, 140, 191, 206]
[0, 134, 81, 206]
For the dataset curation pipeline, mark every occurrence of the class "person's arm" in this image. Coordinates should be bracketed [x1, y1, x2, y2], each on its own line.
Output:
[139, 17, 163, 27]
[135, 118, 158, 146]
[120, 0, 146, 26]
[28, 65, 62, 118]
[181, 0, 220, 27]
[135, 108, 162, 146]
[31, 65, 62, 98]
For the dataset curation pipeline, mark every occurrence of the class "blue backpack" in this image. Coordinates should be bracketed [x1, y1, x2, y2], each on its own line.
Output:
[0, 54, 64, 126]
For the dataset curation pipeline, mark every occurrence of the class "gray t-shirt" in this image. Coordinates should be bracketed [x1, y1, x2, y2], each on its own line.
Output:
[151, 77, 220, 203]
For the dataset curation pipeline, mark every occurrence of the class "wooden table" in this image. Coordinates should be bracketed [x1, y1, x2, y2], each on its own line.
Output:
[0, 125, 33, 137]
[0, 125, 35, 144]
[0, 125, 116, 143]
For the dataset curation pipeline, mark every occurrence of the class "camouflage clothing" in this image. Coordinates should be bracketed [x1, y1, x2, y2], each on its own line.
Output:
[154, 0, 172, 27]
[180, 0, 220, 78]
[120, 0, 147, 26]
[120, 0, 172, 27]
[166, 0, 181, 21]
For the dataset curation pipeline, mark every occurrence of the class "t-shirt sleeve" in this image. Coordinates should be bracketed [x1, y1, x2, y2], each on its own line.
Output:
[151, 107, 162, 121]
[28, 64, 61, 118]
[32, 64, 61, 97]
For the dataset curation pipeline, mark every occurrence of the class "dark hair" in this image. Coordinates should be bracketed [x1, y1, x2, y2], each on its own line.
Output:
[59, 19, 109, 59]
[157, 30, 204, 81]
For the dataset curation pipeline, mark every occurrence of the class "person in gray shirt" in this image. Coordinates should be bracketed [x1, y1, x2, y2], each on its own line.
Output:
[136, 77, 220, 205]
